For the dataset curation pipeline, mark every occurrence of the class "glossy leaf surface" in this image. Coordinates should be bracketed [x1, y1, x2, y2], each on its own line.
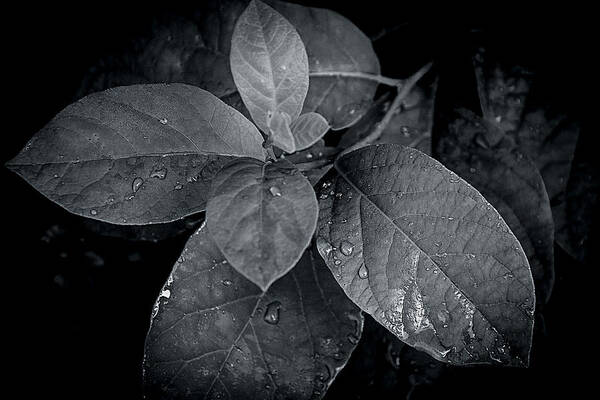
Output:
[316, 144, 535, 366]
[143, 225, 363, 399]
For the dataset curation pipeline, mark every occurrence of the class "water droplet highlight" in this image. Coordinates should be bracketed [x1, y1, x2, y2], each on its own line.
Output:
[358, 264, 369, 279]
[264, 301, 282, 325]
[340, 240, 354, 256]
[269, 186, 282, 197]
[132, 177, 144, 193]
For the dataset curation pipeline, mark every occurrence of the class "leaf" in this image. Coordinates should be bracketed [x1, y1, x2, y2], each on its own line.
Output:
[291, 112, 330, 151]
[286, 140, 337, 186]
[7, 84, 266, 225]
[338, 78, 437, 155]
[268, 0, 381, 129]
[77, 0, 380, 131]
[206, 158, 318, 290]
[469, 45, 581, 260]
[143, 224, 363, 399]
[436, 118, 555, 304]
[268, 111, 296, 153]
[230, 0, 309, 140]
[472, 47, 533, 133]
[315, 144, 535, 366]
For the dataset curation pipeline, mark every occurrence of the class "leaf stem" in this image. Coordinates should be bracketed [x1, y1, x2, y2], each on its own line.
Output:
[309, 71, 403, 87]
[340, 62, 433, 156]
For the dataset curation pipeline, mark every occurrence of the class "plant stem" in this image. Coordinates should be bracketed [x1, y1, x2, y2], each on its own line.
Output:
[309, 71, 403, 87]
[340, 62, 433, 156]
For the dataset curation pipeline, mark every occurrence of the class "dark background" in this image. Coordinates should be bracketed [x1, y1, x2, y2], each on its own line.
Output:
[4, 2, 595, 399]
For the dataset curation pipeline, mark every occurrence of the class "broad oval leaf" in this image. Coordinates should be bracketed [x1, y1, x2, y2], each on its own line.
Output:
[143, 224, 363, 399]
[315, 144, 535, 366]
[230, 0, 309, 138]
[7, 84, 266, 225]
[268, 0, 381, 130]
[206, 158, 318, 290]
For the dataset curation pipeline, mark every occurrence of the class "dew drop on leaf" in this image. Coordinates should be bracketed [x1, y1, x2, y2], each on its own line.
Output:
[263, 301, 282, 325]
[132, 177, 144, 193]
[150, 168, 167, 179]
[340, 240, 355, 256]
[269, 186, 282, 197]
[159, 117, 168, 124]
[222, 279, 233, 287]
[357, 264, 369, 279]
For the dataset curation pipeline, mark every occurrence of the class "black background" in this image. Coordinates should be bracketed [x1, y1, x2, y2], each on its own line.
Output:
[4, 2, 596, 399]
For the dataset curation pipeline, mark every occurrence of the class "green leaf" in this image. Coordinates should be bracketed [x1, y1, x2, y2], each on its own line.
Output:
[268, 0, 381, 130]
[143, 224, 363, 399]
[230, 0, 309, 143]
[315, 144, 535, 366]
[7, 84, 265, 225]
[206, 158, 318, 290]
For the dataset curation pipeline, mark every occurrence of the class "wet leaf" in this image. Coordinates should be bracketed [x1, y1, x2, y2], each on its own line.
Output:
[7, 84, 265, 225]
[206, 158, 318, 290]
[77, 0, 379, 131]
[338, 79, 437, 155]
[143, 224, 363, 399]
[230, 0, 309, 140]
[268, 0, 381, 129]
[469, 46, 581, 260]
[436, 118, 554, 304]
[315, 144, 535, 366]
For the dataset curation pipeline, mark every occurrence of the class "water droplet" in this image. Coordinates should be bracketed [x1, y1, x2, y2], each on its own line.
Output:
[306, 153, 313, 159]
[269, 186, 282, 197]
[334, 259, 342, 266]
[159, 118, 168, 124]
[132, 177, 144, 193]
[358, 264, 369, 279]
[347, 333, 359, 345]
[150, 168, 167, 179]
[90, 209, 98, 216]
[174, 184, 183, 190]
[317, 237, 333, 258]
[222, 279, 233, 286]
[264, 301, 282, 325]
[340, 240, 354, 256]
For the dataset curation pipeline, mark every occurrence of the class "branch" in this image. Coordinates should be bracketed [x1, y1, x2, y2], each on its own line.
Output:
[309, 71, 403, 87]
[340, 62, 433, 156]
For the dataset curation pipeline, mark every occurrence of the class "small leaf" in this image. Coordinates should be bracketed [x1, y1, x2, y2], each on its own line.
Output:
[268, 0, 381, 129]
[207, 158, 318, 290]
[316, 144, 535, 366]
[143, 224, 363, 399]
[230, 0, 309, 138]
[291, 112, 330, 151]
[268, 111, 296, 153]
[6, 84, 266, 225]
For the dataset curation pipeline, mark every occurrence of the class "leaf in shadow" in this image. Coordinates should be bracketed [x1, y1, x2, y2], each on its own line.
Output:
[315, 144, 535, 366]
[77, 0, 379, 131]
[143, 224, 363, 399]
[338, 78, 438, 155]
[206, 158, 318, 290]
[469, 45, 582, 261]
[7, 84, 265, 225]
[230, 0, 309, 141]
[436, 115, 555, 304]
